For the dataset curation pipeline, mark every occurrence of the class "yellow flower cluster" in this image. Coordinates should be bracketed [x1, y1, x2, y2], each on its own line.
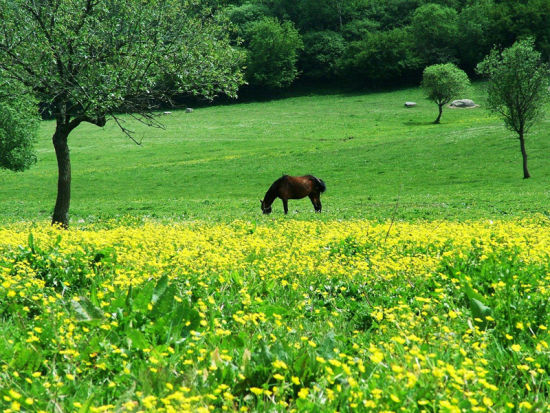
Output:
[0, 217, 548, 412]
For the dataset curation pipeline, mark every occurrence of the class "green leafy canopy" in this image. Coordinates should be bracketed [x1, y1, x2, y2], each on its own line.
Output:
[476, 38, 550, 136]
[421, 63, 470, 106]
[244, 17, 303, 88]
[0, 0, 245, 126]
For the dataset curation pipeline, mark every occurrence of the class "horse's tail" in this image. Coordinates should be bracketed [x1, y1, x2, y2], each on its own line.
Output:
[312, 176, 326, 193]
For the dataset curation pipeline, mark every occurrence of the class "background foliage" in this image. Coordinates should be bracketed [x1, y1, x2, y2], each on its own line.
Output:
[0, 81, 39, 172]
[219, 0, 550, 91]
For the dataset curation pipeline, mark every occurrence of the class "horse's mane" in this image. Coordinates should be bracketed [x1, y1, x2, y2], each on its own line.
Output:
[266, 175, 288, 195]
[274, 175, 288, 185]
[262, 175, 287, 205]
[262, 175, 282, 204]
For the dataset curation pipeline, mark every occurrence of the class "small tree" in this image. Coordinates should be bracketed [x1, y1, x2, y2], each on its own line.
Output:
[422, 63, 470, 124]
[0, 0, 244, 227]
[0, 81, 39, 172]
[477, 38, 550, 179]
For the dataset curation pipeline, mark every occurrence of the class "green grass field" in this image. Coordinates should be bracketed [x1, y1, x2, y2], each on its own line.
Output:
[1, 83, 550, 224]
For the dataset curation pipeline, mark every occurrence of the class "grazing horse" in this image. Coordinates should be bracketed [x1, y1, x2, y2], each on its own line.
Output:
[261, 175, 326, 214]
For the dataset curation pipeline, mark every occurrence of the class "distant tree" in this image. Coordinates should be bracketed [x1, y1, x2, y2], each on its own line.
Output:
[225, 2, 271, 37]
[340, 27, 421, 84]
[491, 0, 550, 60]
[421, 63, 469, 124]
[456, 0, 494, 72]
[341, 18, 380, 41]
[477, 38, 550, 179]
[411, 3, 458, 65]
[0, 81, 39, 172]
[262, 0, 368, 32]
[244, 17, 303, 88]
[363, 0, 421, 30]
[300, 31, 345, 79]
[0, 0, 244, 227]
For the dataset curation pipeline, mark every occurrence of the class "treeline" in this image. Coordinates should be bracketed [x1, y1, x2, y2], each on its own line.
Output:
[207, 0, 550, 91]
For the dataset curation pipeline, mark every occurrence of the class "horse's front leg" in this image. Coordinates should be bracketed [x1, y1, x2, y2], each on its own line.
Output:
[309, 194, 322, 212]
[282, 199, 288, 214]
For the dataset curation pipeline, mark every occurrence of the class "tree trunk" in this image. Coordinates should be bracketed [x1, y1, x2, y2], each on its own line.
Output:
[336, 1, 343, 32]
[519, 132, 530, 179]
[434, 104, 443, 124]
[52, 124, 71, 227]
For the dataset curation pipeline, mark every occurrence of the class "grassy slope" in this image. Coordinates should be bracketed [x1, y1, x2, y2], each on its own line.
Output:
[1, 84, 549, 223]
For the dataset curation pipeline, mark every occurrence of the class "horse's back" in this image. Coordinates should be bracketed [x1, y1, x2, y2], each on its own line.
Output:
[278, 175, 323, 199]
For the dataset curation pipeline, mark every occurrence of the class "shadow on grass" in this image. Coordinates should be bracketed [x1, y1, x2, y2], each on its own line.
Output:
[403, 120, 436, 126]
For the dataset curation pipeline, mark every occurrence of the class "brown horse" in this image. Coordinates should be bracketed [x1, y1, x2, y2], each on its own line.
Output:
[260, 175, 326, 214]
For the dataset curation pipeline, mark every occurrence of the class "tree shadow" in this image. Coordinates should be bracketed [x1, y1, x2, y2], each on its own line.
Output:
[403, 120, 436, 126]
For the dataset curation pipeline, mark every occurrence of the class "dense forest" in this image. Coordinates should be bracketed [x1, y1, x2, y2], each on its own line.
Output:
[206, 0, 550, 92]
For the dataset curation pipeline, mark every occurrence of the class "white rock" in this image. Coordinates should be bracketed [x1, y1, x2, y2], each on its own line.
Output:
[450, 99, 476, 108]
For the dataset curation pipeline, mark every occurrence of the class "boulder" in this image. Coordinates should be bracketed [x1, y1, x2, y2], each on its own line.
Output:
[185, 108, 194, 113]
[404, 102, 417, 108]
[449, 99, 476, 108]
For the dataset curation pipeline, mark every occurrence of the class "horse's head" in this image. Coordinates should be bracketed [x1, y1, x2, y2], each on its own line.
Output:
[260, 199, 272, 214]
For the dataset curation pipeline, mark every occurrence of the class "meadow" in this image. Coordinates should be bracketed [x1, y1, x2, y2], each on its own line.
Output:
[0, 85, 549, 412]
[1, 84, 550, 223]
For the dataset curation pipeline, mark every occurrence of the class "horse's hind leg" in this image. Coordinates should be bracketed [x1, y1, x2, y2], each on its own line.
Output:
[282, 199, 289, 214]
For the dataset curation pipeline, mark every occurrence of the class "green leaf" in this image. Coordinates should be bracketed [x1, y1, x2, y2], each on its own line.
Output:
[152, 285, 176, 318]
[28, 232, 34, 253]
[258, 304, 288, 317]
[152, 275, 169, 304]
[78, 396, 95, 413]
[134, 281, 154, 312]
[469, 297, 492, 320]
[296, 398, 316, 410]
[125, 284, 133, 308]
[460, 276, 487, 303]
[127, 328, 150, 350]
[71, 296, 104, 322]
[459, 276, 492, 324]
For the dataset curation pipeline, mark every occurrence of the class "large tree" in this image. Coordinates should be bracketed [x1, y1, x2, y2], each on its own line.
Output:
[0, 0, 244, 227]
[477, 38, 550, 179]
